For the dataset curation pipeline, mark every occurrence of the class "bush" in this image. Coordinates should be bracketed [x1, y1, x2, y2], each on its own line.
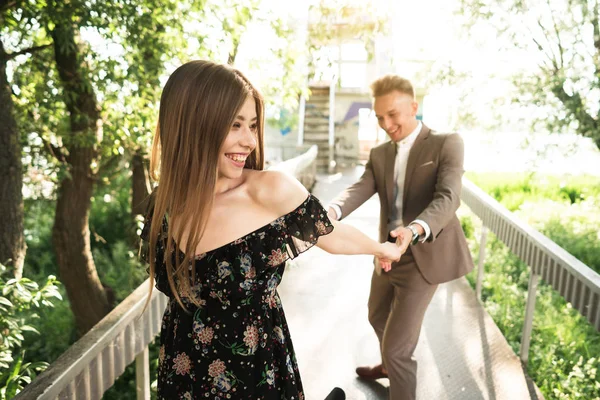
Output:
[0, 263, 62, 399]
[518, 198, 600, 273]
[21, 291, 76, 366]
[23, 199, 57, 280]
[93, 241, 147, 304]
[463, 221, 600, 399]
[465, 172, 600, 210]
[461, 172, 600, 399]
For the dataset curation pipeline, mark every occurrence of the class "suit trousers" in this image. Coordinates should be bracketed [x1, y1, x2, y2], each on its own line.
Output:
[368, 248, 438, 400]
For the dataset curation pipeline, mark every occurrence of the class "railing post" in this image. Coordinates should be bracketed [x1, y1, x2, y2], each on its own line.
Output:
[328, 76, 336, 173]
[297, 95, 305, 147]
[520, 271, 539, 365]
[476, 226, 488, 301]
[136, 346, 150, 400]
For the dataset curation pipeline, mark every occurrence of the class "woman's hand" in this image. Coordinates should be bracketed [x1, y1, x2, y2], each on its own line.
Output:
[376, 242, 403, 272]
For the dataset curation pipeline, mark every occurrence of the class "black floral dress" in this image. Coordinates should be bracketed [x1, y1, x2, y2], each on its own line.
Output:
[141, 195, 333, 400]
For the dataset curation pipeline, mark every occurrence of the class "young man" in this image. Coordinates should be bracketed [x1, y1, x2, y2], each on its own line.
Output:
[328, 75, 474, 400]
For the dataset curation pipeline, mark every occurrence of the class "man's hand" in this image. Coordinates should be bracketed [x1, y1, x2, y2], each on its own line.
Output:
[376, 241, 403, 272]
[390, 226, 411, 253]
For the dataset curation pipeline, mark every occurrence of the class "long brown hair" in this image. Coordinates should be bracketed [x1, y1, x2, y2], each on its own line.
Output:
[147, 60, 264, 309]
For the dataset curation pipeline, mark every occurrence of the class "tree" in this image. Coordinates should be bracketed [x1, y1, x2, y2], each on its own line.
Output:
[48, 4, 112, 333]
[0, 0, 53, 279]
[3, 0, 181, 333]
[459, 0, 600, 150]
[4, 0, 375, 336]
[224, 1, 260, 65]
[0, 37, 26, 279]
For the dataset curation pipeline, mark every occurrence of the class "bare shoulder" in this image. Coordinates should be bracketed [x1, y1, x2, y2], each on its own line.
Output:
[245, 169, 309, 217]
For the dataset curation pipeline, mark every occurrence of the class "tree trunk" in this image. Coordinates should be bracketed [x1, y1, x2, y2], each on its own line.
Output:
[131, 151, 150, 216]
[0, 39, 26, 279]
[50, 22, 110, 334]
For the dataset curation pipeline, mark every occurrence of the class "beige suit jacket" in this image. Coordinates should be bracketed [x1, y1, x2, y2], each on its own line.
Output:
[330, 124, 474, 284]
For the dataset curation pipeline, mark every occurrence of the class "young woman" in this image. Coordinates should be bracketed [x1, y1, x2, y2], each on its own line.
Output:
[141, 60, 402, 399]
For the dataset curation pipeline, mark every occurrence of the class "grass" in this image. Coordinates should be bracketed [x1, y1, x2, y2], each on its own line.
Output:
[459, 172, 600, 399]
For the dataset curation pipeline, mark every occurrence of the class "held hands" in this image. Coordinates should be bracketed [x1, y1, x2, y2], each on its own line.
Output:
[376, 226, 413, 272]
[376, 242, 403, 272]
[390, 226, 412, 254]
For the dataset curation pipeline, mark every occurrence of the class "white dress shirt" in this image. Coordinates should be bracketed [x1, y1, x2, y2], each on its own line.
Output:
[330, 121, 431, 242]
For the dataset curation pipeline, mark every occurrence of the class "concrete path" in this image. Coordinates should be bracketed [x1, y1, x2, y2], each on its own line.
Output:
[278, 167, 543, 400]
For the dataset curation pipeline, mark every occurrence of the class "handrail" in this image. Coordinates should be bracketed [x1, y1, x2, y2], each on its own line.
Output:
[15, 145, 320, 400]
[461, 177, 600, 363]
[269, 144, 317, 175]
[14, 280, 167, 399]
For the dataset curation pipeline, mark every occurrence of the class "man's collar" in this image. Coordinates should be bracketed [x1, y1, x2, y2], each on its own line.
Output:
[395, 121, 422, 148]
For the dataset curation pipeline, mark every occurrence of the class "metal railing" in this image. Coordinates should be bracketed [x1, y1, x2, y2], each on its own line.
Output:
[15, 145, 319, 400]
[14, 280, 168, 400]
[265, 144, 315, 166]
[327, 76, 337, 173]
[268, 145, 318, 189]
[461, 178, 600, 364]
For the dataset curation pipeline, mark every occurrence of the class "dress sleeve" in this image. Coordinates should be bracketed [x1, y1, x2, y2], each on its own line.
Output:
[139, 212, 168, 264]
[139, 211, 172, 296]
[283, 194, 334, 258]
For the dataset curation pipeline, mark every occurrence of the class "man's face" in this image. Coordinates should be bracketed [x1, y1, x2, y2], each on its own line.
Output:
[373, 90, 419, 142]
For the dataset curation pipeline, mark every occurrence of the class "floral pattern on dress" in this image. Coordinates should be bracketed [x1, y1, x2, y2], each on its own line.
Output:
[140, 194, 333, 399]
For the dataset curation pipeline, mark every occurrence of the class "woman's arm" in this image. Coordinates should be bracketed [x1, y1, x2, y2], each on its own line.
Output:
[316, 219, 401, 271]
[258, 170, 402, 270]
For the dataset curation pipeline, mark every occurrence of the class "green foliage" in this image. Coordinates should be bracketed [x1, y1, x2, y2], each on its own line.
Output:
[462, 172, 600, 398]
[541, 218, 600, 274]
[0, 263, 62, 399]
[465, 232, 600, 399]
[466, 171, 600, 273]
[20, 197, 77, 368]
[457, 0, 600, 150]
[89, 172, 147, 302]
[460, 213, 475, 240]
[90, 172, 136, 252]
[20, 292, 76, 367]
[19, 173, 139, 364]
[22, 199, 56, 280]
[466, 172, 600, 211]
[93, 241, 147, 303]
[519, 198, 600, 273]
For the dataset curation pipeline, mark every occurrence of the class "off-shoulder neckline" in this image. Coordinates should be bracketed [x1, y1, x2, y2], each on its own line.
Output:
[187, 194, 313, 258]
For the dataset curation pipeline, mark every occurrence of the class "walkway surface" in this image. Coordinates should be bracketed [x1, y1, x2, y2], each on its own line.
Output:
[278, 167, 544, 400]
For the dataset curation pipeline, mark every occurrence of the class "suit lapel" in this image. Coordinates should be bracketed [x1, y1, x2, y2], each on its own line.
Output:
[384, 141, 396, 213]
[403, 124, 430, 207]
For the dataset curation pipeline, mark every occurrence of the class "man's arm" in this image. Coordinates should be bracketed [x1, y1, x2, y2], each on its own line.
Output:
[417, 133, 465, 240]
[328, 149, 378, 220]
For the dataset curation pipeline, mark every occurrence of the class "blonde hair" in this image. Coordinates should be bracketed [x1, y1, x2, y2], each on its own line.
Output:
[147, 60, 264, 310]
[370, 75, 414, 99]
